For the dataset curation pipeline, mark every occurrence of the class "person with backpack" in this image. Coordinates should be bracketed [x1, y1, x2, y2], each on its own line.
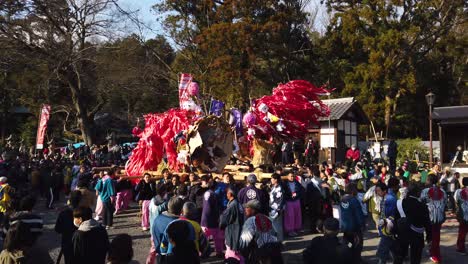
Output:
[339, 183, 365, 264]
[454, 177, 468, 255]
[420, 174, 447, 263]
[394, 183, 432, 264]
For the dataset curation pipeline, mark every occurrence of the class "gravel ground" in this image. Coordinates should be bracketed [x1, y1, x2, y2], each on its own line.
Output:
[37, 197, 466, 264]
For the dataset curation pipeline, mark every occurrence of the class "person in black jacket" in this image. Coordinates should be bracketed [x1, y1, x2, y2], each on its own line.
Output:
[220, 187, 244, 263]
[135, 173, 156, 231]
[302, 218, 352, 264]
[188, 177, 207, 222]
[394, 183, 432, 264]
[71, 207, 109, 264]
[55, 191, 82, 264]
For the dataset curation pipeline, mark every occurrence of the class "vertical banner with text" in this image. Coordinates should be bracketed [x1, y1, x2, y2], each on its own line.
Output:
[36, 104, 51, 150]
[178, 73, 193, 108]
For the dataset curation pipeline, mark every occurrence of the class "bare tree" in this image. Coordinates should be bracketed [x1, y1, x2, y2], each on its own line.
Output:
[0, 0, 136, 145]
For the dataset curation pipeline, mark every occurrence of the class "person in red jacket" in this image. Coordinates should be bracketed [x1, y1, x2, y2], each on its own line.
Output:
[345, 144, 360, 169]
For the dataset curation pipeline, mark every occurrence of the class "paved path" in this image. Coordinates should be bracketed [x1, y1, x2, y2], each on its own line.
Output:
[38, 199, 466, 264]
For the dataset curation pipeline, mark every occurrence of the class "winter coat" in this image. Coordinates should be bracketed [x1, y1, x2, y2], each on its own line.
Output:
[220, 199, 243, 251]
[339, 194, 365, 232]
[151, 212, 179, 254]
[214, 182, 229, 211]
[201, 190, 219, 228]
[71, 219, 109, 264]
[188, 184, 208, 210]
[284, 180, 303, 202]
[135, 180, 156, 201]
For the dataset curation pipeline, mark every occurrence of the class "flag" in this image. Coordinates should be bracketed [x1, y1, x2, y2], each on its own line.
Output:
[36, 104, 51, 150]
[231, 109, 243, 137]
[178, 73, 193, 108]
[209, 99, 225, 116]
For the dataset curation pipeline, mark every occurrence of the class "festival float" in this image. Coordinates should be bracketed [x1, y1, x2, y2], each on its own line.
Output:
[125, 75, 331, 181]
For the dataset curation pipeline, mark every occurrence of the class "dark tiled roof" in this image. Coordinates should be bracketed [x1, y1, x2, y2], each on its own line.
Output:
[317, 97, 355, 121]
[432, 105, 468, 120]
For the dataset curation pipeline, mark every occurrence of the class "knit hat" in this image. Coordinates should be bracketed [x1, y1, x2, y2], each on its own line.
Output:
[247, 174, 257, 184]
[244, 200, 261, 211]
[323, 218, 339, 232]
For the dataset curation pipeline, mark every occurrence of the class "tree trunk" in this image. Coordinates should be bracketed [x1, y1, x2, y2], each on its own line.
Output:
[66, 67, 96, 146]
[384, 95, 392, 138]
[77, 114, 95, 146]
[240, 51, 250, 108]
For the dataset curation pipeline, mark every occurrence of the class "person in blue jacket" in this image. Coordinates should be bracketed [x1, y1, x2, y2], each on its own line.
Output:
[340, 182, 365, 264]
[151, 197, 184, 263]
[375, 179, 399, 264]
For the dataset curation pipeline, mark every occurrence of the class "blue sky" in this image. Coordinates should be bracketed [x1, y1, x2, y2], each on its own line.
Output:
[118, 0, 162, 38]
[118, 0, 328, 39]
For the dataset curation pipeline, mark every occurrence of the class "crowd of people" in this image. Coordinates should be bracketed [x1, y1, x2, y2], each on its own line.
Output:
[0, 142, 467, 264]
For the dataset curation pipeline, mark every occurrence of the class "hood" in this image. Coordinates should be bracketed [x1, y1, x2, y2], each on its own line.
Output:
[78, 218, 101, 232]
